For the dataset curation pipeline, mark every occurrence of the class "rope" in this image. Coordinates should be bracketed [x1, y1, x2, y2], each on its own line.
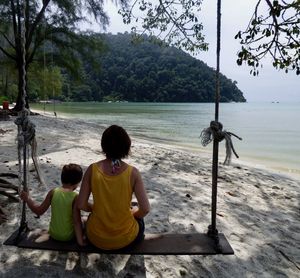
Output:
[43, 20, 46, 114]
[51, 31, 57, 117]
[208, 0, 222, 245]
[15, 110, 36, 147]
[200, 121, 242, 165]
[14, 3, 47, 239]
[21, 2, 26, 111]
[15, 111, 35, 195]
[15, 0, 32, 235]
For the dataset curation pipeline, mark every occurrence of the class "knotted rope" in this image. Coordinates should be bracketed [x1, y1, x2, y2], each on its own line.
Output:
[14, 110, 34, 233]
[200, 121, 242, 165]
[15, 109, 36, 148]
[15, 111, 46, 191]
[14, 109, 36, 185]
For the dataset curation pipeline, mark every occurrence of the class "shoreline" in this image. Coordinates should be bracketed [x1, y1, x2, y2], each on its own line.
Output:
[31, 108, 300, 180]
[1, 114, 300, 277]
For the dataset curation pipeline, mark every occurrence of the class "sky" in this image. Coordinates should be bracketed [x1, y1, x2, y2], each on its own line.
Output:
[84, 0, 299, 102]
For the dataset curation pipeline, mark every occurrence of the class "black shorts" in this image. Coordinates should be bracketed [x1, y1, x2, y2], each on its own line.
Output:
[121, 217, 145, 250]
[133, 217, 145, 243]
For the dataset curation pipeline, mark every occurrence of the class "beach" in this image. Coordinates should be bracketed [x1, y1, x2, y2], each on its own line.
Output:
[0, 114, 299, 277]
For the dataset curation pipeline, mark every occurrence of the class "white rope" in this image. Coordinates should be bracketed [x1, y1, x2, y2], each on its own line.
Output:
[15, 0, 30, 230]
[21, 1, 26, 111]
[51, 31, 57, 117]
[200, 121, 242, 165]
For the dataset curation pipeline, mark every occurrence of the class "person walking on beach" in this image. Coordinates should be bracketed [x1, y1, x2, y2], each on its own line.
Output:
[20, 163, 88, 245]
[76, 125, 150, 250]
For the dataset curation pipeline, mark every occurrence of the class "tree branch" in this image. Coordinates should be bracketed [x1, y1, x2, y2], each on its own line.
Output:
[10, 0, 19, 53]
[26, 0, 51, 50]
[0, 31, 16, 50]
[0, 45, 16, 60]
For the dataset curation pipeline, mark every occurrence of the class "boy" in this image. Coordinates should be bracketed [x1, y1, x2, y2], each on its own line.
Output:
[20, 163, 87, 246]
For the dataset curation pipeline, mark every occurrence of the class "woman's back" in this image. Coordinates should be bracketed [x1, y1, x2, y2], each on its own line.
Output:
[86, 162, 139, 250]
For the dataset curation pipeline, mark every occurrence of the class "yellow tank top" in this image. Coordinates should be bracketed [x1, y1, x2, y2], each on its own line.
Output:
[86, 163, 139, 250]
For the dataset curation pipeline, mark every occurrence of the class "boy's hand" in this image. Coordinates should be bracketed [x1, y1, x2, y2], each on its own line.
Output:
[130, 206, 139, 215]
[78, 236, 88, 247]
[20, 190, 29, 202]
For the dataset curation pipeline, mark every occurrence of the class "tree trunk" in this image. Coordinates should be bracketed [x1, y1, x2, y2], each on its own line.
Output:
[4, 72, 8, 97]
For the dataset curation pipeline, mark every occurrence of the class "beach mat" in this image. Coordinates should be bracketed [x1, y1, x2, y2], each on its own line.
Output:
[4, 228, 234, 255]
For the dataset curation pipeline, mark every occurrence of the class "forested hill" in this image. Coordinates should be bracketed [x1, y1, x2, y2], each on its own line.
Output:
[75, 33, 246, 103]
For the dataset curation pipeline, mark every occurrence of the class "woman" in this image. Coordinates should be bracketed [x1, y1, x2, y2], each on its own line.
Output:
[76, 125, 150, 250]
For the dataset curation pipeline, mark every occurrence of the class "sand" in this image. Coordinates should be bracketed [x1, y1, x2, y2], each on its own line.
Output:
[0, 114, 299, 277]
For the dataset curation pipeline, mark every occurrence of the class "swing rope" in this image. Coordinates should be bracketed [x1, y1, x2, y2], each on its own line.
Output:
[43, 18, 46, 114]
[14, 0, 36, 235]
[204, 0, 223, 249]
[199, 0, 241, 251]
[200, 0, 242, 166]
[51, 31, 57, 117]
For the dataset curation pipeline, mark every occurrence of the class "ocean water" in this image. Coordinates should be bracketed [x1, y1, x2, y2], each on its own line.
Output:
[31, 102, 300, 176]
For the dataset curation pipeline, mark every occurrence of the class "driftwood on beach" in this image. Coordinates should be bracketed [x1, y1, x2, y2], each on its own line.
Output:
[0, 109, 39, 119]
[0, 173, 19, 224]
[0, 174, 19, 200]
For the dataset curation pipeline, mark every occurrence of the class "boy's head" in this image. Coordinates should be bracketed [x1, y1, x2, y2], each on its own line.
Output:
[61, 163, 83, 186]
[101, 125, 131, 160]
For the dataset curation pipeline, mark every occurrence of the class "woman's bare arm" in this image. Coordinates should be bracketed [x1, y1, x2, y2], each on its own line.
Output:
[132, 167, 150, 219]
[77, 164, 92, 211]
[73, 196, 87, 246]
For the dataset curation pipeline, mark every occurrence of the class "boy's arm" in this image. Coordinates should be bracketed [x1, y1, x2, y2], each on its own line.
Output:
[20, 189, 53, 216]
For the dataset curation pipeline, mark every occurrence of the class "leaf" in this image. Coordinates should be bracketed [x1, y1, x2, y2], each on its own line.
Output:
[237, 59, 243, 66]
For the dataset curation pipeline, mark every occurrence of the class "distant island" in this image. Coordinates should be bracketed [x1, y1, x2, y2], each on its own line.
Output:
[62, 33, 246, 103]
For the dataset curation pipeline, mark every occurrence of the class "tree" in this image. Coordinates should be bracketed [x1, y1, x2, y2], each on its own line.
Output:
[0, 0, 128, 112]
[0, 51, 18, 102]
[120, 0, 299, 75]
[74, 33, 245, 102]
[235, 0, 300, 76]
[119, 0, 208, 53]
[27, 62, 63, 101]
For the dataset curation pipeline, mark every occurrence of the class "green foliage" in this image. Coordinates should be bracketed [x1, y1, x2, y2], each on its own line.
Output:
[121, 0, 299, 76]
[0, 0, 129, 110]
[27, 63, 63, 101]
[119, 0, 208, 54]
[62, 33, 246, 103]
[236, 0, 300, 75]
[0, 58, 18, 102]
[0, 95, 9, 103]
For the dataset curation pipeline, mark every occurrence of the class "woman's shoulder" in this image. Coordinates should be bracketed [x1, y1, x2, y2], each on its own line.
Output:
[90, 161, 102, 168]
[129, 165, 141, 179]
[128, 163, 139, 171]
[87, 161, 103, 172]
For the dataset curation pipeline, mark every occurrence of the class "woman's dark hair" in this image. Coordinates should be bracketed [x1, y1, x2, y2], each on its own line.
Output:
[61, 163, 83, 185]
[101, 125, 131, 159]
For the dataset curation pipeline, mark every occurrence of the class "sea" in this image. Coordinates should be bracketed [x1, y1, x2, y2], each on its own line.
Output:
[30, 102, 300, 177]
